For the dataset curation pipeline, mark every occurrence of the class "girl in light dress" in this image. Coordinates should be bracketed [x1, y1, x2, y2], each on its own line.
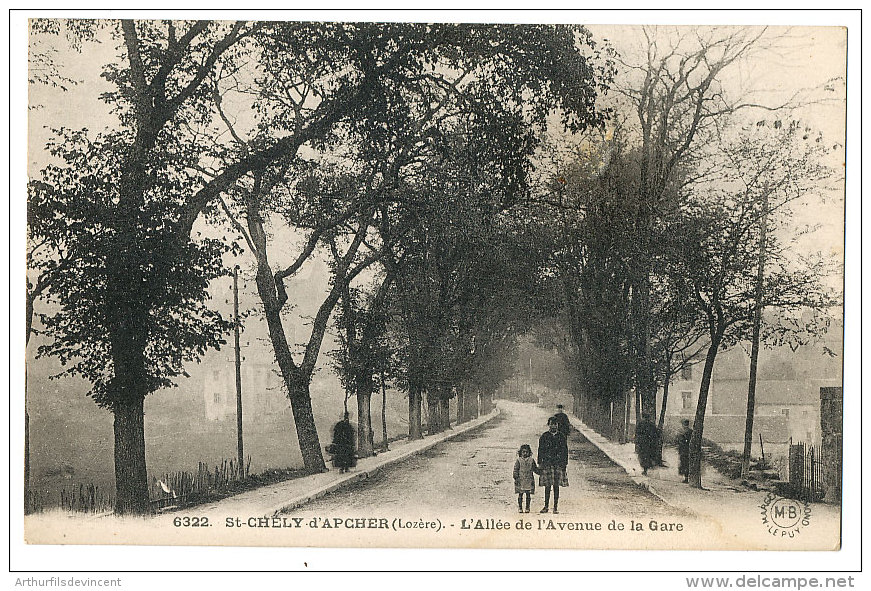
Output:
[513, 444, 539, 513]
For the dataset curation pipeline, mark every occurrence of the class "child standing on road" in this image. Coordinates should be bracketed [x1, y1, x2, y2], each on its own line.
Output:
[513, 444, 538, 513]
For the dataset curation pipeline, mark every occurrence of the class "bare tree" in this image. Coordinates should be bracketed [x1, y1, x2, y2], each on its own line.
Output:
[614, 25, 804, 427]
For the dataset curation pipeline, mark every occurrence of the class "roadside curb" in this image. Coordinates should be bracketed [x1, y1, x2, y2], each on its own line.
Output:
[572, 418, 672, 507]
[262, 407, 503, 516]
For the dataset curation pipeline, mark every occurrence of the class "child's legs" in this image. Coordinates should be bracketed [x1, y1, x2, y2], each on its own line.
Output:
[553, 484, 560, 508]
[524, 491, 531, 510]
[543, 485, 551, 507]
[517, 494, 523, 509]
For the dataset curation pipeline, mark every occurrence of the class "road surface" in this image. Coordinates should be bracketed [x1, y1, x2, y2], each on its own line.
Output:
[293, 402, 684, 518]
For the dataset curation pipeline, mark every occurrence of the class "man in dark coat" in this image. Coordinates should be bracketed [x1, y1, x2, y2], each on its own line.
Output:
[553, 404, 573, 438]
[329, 412, 357, 473]
[635, 413, 658, 476]
[538, 416, 569, 514]
[677, 419, 693, 483]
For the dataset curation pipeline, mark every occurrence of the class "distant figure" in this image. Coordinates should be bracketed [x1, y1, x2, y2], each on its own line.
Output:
[513, 444, 539, 513]
[635, 413, 658, 476]
[677, 419, 693, 483]
[553, 404, 573, 437]
[538, 416, 569, 514]
[328, 412, 357, 473]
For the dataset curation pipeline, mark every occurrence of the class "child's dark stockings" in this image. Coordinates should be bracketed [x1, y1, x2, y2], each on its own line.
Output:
[517, 492, 530, 511]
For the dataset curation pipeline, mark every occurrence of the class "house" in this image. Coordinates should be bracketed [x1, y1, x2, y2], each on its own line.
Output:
[202, 360, 284, 421]
[657, 334, 842, 462]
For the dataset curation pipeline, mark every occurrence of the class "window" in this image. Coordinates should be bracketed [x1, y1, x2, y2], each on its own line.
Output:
[782, 408, 790, 418]
[212, 370, 220, 381]
[213, 392, 220, 404]
[681, 391, 692, 410]
[681, 365, 693, 380]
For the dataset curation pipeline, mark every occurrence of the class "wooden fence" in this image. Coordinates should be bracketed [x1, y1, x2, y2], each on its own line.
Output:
[60, 484, 114, 514]
[150, 457, 250, 511]
[24, 457, 252, 514]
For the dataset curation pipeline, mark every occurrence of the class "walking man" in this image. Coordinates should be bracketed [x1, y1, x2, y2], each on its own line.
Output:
[677, 419, 693, 483]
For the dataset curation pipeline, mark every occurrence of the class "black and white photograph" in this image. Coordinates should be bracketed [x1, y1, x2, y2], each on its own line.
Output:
[13, 8, 858, 570]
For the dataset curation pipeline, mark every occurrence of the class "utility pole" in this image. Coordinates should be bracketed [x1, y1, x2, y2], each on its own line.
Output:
[233, 266, 244, 480]
[742, 189, 770, 479]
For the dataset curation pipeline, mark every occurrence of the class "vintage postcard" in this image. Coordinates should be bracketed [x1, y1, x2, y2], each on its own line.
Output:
[19, 14, 851, 557]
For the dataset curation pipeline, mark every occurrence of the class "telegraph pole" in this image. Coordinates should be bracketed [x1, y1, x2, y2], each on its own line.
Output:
[233, 266, 244, 479]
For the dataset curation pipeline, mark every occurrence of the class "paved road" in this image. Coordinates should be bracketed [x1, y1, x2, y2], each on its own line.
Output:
[25, 401, 720, 549]
[287, 401, 691, 520]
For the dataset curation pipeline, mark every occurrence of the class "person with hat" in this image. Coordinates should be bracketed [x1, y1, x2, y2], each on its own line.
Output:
[677, 419, 693, 483]
[553, 404, 572, 438]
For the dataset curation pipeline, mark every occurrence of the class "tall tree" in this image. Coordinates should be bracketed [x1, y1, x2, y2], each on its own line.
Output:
[532, 132, 638, 438]
[668, 120, 838, 488]
[212, 22, 610, 461]
[331, 265, 394, 457]
[29, 20, 265, 513]
[714, 120, 840, 479]
[615, 26, 778, 426]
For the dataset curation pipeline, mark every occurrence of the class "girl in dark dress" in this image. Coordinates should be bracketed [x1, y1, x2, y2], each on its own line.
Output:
[538, 416, 569, 514]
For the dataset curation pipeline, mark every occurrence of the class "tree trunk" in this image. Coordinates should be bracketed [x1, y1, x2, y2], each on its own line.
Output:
[287, 377, 327, 473]
[266, 326, 328, 472]
[261, 301, 325, 472]
[653, 353, 672, 466]
[480, 388, 494, 415]
[380, 373, 389, 451]
[469, 388, 480, 419]
[634, 388, 641, 433]
[113, 396, 149, 515]
[408, 383, 423, 440]
[658, 365, 670, 432]
[633, 274, 658, 423]
[613, 392, 627, 443]
[106, 294, 152, 515]
[26, 289, 35, 346]
[253, 237, 326, 472]
[439, 395, 451, 430]
[456, 385, 466, 425]
[624, 389, 632, 443]
[427, 389, 442, 434]
[689, 329, 724, 488]
[356, 383, 374, 458]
